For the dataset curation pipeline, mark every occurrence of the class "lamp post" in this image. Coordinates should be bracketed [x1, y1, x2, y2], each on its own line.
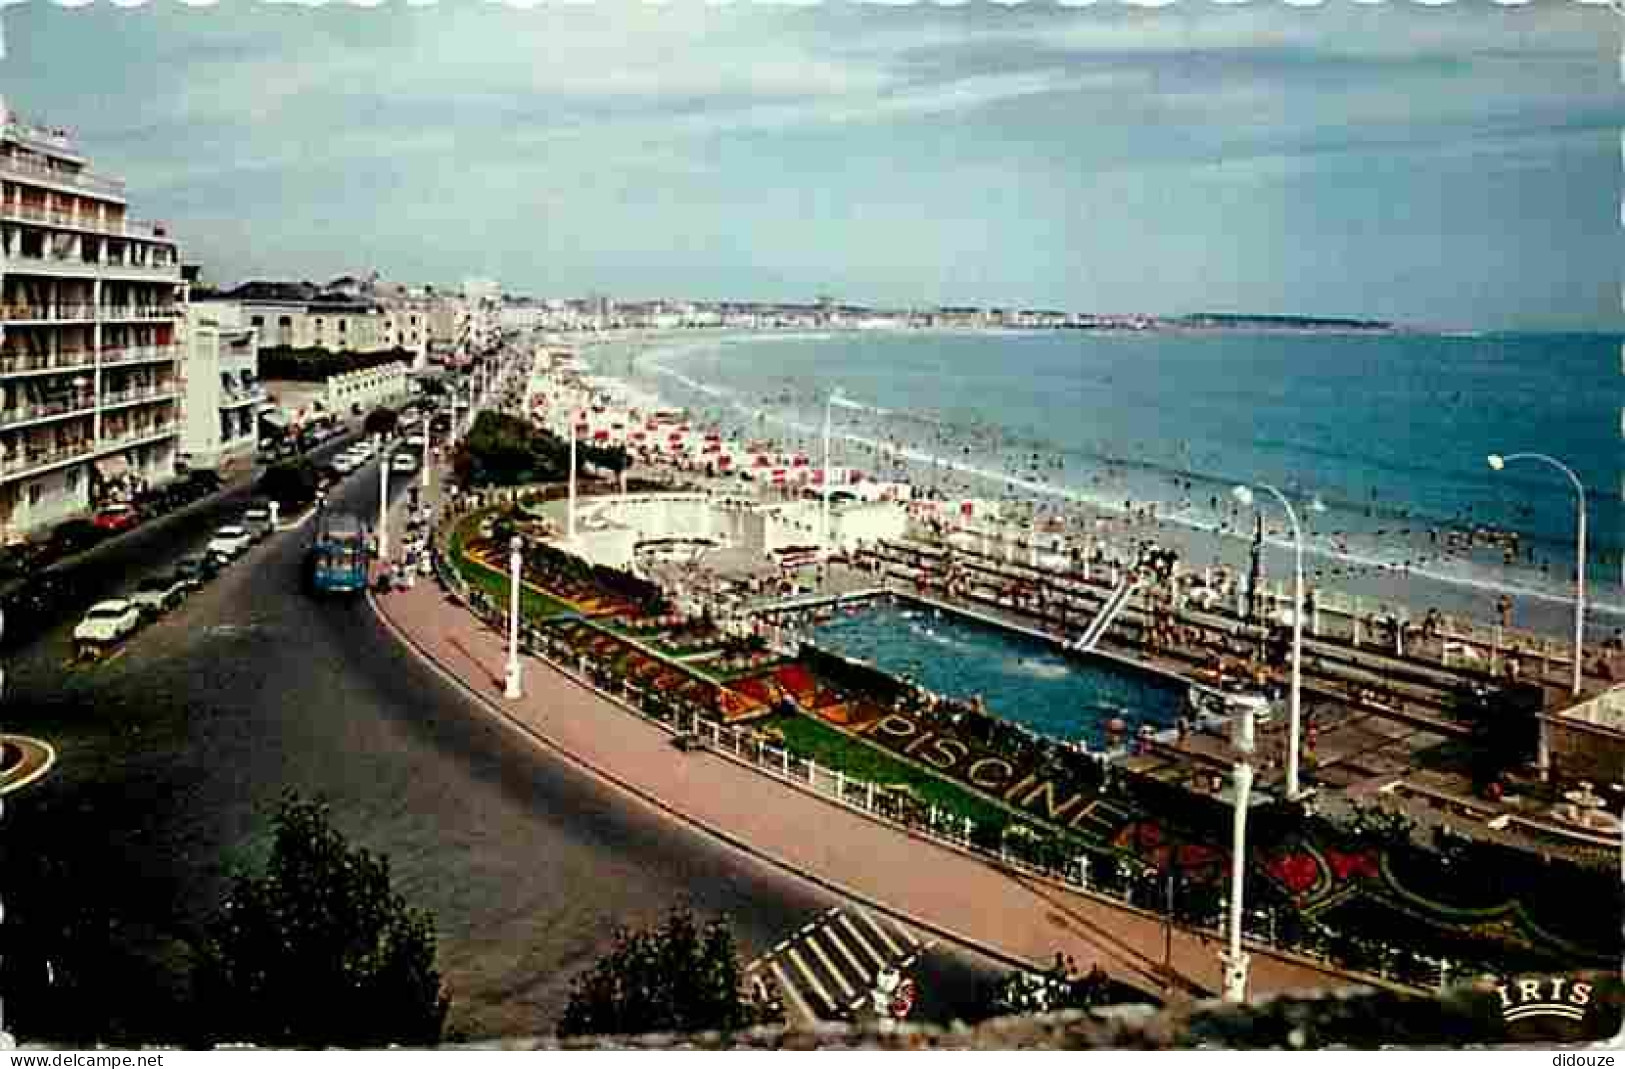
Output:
[567, 407, 578, 543]
[375, 434, 390, 566]
[505, 535, 524, 699]
[420, 413, 432, 491]
[1222, 695, 1257, 1002]
[1232, 483, 1307, 801]
[1487, 453, 1586, 700]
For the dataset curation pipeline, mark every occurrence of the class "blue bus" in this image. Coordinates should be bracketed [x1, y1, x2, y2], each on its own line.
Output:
[306, 512, 368, 594]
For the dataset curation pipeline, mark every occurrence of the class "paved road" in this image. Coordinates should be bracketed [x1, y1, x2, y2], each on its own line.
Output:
[0, 447, 1005, 1043]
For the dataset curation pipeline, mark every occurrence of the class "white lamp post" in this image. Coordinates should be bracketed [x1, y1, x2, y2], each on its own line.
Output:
[821, 387, 858, 562]
[567, 408, 578, 543]
[421, 413, 432, 491]
[1487, 453, 1586, 699]
[504, 535, 524, 699]
[1232, 483, 1308, 801]
[1223, 696, 1257, 1002]
[375, 434, 390, 565]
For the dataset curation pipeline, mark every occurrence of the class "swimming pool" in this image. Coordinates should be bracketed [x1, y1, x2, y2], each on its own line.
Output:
[807, 597, 1185, 747]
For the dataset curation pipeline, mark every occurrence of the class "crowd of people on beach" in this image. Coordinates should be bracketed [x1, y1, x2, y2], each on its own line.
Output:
[638, 369, 1614, 632]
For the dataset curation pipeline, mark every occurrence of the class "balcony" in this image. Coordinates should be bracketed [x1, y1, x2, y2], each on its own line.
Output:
[99, 384, 177, 411]
[1, 303, 96, 323]
[97, 305, 179, 322]
[0, 438, 96, 482]
[97, 259, 181, 281]
[0, 202, 176, 245]
[0, 349, 98, 376]
[3, 119, 86, 162]
[0, 395, 96, 429]
[100, 344, 180, 368]
[2, 246, 101, 278]
[99, 421, 178, 450]
[0, 152, 124, 200]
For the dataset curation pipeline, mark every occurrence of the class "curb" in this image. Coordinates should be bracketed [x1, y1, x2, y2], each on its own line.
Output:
[365, 586, 1042, 981]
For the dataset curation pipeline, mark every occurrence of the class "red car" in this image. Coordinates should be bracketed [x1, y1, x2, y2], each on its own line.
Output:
[92, 504, 141, 533]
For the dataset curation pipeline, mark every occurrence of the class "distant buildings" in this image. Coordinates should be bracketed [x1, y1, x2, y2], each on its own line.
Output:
[0, 98, 186, 536]
[197, 278, 431, 369]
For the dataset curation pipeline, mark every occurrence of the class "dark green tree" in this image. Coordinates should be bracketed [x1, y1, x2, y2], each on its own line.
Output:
[195, 794, 449, 1047]
[363, 406, 400, 439]
[558, 906, 774, 1038]
[257, 459, 320, 509]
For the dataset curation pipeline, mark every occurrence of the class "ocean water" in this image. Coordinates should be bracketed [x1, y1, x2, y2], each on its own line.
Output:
[610, 330, 1623, 625]
[809, 599, 1185, 746]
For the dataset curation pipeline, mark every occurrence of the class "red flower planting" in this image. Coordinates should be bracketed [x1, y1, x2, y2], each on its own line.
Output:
[1265, 852, 1322, 896]
[1324, 848, 1380, 883]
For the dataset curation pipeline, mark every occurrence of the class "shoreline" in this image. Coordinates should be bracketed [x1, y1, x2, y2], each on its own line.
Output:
[560, 330, 1621, 646]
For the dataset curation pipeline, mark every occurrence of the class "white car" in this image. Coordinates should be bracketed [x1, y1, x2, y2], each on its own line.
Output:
[130, 574, 188, 616]
[242, 506, 274, 540]
[74, 599, 141, 645]
[332, 453, 359, 475]
[207, 525, 253, 560]
[404, 434, 426, 450]
[391, 453, 419, 474]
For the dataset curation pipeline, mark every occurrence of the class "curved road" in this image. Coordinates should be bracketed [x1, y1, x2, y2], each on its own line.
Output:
[0, 446, 1002, 1042]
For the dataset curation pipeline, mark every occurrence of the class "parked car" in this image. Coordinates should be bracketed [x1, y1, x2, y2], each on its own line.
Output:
[179, 469, 226, 504]
[242, 504, 274, 541]
[332, 454, 359, 476]
[206, 525, 253, 561]
[92, 504, 141, 533]
[130, 573, 188, 616]
[47, 519, 109, 559]
[73, 598, 141, 648]
[391, 453, 418, 475]
[172, 555, 216, 590]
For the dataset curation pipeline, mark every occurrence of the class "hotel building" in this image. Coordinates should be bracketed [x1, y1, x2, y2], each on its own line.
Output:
[0, 103, 184, 537]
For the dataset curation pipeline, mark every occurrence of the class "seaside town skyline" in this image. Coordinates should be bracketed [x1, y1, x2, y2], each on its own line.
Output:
[2, 0, 1621, 331]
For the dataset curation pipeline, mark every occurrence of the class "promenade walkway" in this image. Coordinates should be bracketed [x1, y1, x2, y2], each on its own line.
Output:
[370, 552, 1389, 1004]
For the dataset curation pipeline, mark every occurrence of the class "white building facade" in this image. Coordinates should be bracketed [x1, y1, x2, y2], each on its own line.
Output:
[325, 362, 410, 414]
[0, 101, 185, 536]
[180, 302, 262, 471]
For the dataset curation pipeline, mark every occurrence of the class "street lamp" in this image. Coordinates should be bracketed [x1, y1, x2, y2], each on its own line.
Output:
[375, 434, 390, 566]
[1231, 483, 1307, 801]
[505, 535, 524, 699]
[822, 387, 861, 562]
[567, 406, 578, 543]
[1487, 452, 1586, 700]
[1222, 695, 1257, 1002]
[420, 412, 432, 491]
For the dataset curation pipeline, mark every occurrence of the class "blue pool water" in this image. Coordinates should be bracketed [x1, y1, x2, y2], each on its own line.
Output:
[808, 597, 1185, 747]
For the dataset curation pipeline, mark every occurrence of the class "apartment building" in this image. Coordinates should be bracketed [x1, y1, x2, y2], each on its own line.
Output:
[0, 102, 184, 537]
[180, 301, 263, 471]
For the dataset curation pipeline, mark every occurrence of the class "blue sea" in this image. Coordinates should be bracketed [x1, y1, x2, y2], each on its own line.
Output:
[611, 329, 1623, 631]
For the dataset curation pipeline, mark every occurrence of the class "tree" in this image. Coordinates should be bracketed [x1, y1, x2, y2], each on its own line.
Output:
[363, 406, 400, 438]
[194, 794, 449, 1047]
[558, 906, 774, 1038]
[257, 459, 320, 510]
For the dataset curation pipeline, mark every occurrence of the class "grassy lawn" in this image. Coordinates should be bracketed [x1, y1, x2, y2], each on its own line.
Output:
[448, 507, 581, 619]
[758, 711, 1027, 834]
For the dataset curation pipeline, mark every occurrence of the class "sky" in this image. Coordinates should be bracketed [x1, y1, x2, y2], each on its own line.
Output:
[1, 0, 1621, 329]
